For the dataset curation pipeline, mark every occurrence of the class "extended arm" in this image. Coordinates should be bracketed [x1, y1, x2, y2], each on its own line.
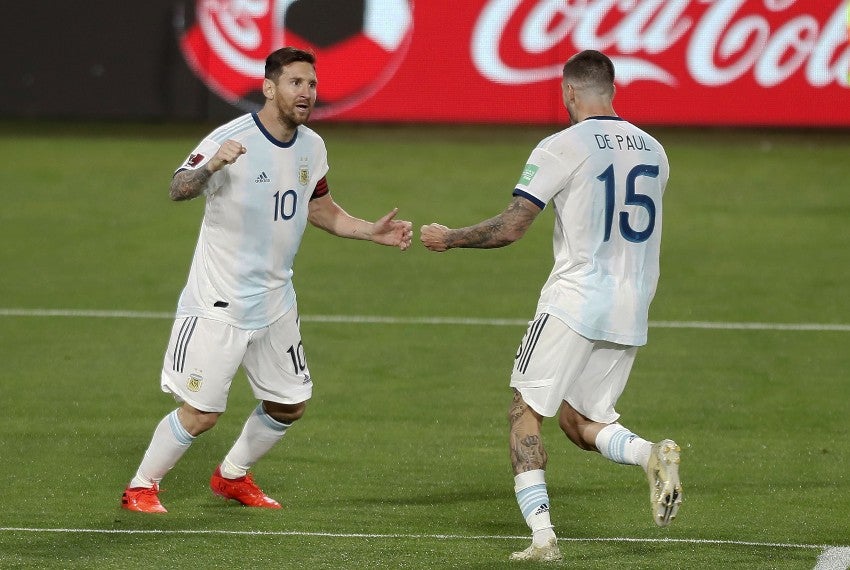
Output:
[308, 194, 413, 251]
[169, 140, 247, 201]
[420, 195, 542, 252]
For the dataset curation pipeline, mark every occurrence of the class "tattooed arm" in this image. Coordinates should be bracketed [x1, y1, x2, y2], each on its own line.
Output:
[420, 195, 542, 252]
[169, 167, 213, 201]
[169, 139, 246, 201]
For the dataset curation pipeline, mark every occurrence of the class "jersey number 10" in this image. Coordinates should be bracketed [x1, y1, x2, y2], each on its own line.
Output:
[273, 190, 298, 221]
[596, 163, 658, 243]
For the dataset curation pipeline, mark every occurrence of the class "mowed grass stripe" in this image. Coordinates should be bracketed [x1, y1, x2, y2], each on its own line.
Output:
[1, 308, 849, 332]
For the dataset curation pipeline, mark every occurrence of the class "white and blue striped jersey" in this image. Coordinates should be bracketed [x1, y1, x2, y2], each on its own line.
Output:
[173, 113, 330, 329]
[513, 116, 669, 346]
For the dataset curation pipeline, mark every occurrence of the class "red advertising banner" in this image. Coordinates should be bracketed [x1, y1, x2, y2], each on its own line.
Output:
[181, 1, 850, 126]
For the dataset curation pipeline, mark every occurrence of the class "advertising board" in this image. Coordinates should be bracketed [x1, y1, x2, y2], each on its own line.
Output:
[180, 0, 850, 126]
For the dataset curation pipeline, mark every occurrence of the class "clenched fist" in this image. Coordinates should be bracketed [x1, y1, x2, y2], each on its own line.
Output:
[420, 223, 451, 252]
[208, 139, 247, 173]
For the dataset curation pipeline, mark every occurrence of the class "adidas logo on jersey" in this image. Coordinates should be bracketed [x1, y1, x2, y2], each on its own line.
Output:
[255, 172, 270, 183]
[533, 504, 550, 516]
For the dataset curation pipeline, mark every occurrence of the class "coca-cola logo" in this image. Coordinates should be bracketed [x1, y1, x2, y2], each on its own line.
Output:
[180, 0, 414, 118]
[472, 0, 850, 89]
[177, 0, 849, 125]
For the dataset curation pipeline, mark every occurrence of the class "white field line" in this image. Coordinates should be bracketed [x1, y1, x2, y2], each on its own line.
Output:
[0, 527, 842, 550]
[4, 308, 846, 567]
[1, 308, 849, 332]
[815, 547, 850, 570]
[2, 527, 844, 569]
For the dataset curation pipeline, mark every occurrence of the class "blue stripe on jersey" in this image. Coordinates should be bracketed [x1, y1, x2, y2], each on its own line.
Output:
[516, 483, 550, 519]
[585, 115, 625, 121]
[251, 113, 298, 148]
[208, 114, 254, 145]
[512, 188, 546, 210]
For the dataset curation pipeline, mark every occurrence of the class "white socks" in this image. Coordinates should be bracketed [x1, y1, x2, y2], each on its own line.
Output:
[129, 409, 194, 489]
[220, 404, 291, 479]
[128, 404, 292, 488]
[514, 469, 556, 545]
[512, 426, 652, 545]
[511, 426, 652, 544]
[595, 423, 652, 470]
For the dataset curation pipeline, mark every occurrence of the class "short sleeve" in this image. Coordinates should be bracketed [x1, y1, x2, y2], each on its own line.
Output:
[174, 138, 225, 196]
[512, 147, 569, 209]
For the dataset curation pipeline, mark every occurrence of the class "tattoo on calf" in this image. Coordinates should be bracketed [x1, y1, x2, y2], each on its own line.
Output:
[509, 391, 548, 472]
[510, 432, 548, 473]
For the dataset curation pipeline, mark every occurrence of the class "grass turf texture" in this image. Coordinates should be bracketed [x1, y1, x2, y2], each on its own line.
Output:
[0, 122, 848, 568]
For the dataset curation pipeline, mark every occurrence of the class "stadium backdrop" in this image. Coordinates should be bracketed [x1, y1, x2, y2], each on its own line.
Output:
[1, 0, 848, 126]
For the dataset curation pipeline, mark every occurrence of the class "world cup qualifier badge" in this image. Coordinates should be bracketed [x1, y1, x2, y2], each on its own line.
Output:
[178, 0, 414, 118]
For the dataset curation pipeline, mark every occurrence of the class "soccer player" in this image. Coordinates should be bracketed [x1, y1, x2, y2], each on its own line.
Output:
[121, 47, 413, 513]
[420, 50, 681, 562]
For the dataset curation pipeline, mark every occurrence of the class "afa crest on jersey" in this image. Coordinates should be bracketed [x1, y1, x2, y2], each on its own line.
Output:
[187, 373, 203, 392]
[299, 165, 310, 186]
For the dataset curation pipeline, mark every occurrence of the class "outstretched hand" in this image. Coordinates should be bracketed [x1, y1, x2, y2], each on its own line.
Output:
[373, 208, 413, 251]
[420, 223, 451, 252]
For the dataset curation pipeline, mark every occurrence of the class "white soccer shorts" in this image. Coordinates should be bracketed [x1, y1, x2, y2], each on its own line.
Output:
[160, 305, 312, 412]
[510, 313, 637, 421]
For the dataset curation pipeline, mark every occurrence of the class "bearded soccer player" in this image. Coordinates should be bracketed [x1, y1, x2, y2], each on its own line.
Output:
[121, 47, 413, 513]
[421, 50, 681, 562]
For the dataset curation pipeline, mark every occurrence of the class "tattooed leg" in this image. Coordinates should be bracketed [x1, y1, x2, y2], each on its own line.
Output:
[509, 389, 547, 475]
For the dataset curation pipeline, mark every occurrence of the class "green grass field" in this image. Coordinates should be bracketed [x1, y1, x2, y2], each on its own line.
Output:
[1, 121, 849, 569]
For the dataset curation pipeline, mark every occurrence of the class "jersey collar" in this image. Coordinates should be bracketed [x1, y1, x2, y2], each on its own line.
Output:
[584, 115, 624, 122]
[252, 113, 299, 148]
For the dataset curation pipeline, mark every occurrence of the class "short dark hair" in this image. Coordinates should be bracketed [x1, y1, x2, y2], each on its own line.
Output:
[265, 47, 316, 82]
[562, 50, 615, 91]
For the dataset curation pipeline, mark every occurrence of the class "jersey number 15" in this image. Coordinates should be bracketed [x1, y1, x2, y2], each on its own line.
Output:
[596, 163, 658, 243]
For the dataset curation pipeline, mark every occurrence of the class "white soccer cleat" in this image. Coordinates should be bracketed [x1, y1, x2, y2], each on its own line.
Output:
[646, 439, 682, 527]
[509, 538, 562, 562]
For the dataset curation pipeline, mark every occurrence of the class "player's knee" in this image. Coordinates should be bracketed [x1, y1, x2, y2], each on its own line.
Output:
[558, 413, 595, 451]
[558, 416, 577, 442]
[194, 413, 220, 434]
[178, 405, 221, 436]
[263, 400, 307, 424]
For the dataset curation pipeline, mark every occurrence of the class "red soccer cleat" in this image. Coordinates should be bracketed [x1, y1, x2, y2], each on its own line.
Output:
[209, 466, 281, 509]
[121, 483, 168, 513]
